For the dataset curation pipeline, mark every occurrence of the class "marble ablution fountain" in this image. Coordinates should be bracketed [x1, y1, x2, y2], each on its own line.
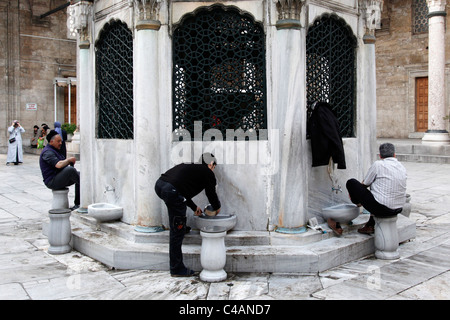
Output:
[59, 0, 416, 274]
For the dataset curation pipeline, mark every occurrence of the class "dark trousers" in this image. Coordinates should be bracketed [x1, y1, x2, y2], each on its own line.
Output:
[154, 178, 187, 274]
[346, 179, 402, 222]
[47, 166, 80, 206]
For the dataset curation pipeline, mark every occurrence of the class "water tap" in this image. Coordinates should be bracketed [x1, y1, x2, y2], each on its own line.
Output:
[105, 185, 115, 193]
[332, 185, 342, 194]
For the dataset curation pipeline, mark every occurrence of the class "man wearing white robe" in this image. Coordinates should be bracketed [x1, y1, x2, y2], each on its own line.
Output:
[7, 120, 25, 165]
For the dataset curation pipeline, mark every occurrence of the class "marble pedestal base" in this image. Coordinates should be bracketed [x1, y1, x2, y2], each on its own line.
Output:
[48, 209, 72, 255]
[374, 216, 400, 260]
[199, 227, 227, 282]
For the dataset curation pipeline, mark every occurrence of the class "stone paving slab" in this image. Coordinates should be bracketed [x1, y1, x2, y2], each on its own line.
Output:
[0, 153, 450, 301]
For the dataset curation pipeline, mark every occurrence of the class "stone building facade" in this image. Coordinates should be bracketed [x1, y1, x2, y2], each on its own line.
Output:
[376, 0, 450, 139]
[0, 0, 77, 153]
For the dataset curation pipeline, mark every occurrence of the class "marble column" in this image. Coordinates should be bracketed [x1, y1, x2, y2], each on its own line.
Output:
[134, 0, 164, 232]
[272, 0, 307, 233]
[423, 0, 449, 144]
[67, 0, 94, 211]
[360, 0, 383, 170]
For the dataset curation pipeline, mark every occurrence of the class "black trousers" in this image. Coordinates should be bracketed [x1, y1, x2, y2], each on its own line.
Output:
[346, 178, 402, 219]
[46, 166, 80, 206]
[154, 178, 188, 274]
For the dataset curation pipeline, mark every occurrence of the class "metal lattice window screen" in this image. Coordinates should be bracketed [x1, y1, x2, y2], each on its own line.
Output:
[413, 0, 429, 34]
[96, 21, 134, 139]
[306, 14, 357, 138]
[172, 5, 267, 140]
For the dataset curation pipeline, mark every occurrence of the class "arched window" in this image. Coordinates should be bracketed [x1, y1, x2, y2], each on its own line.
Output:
[306, 14, 357, 138]
[96, 20, 134, 139]
[172, 5, 267, 139]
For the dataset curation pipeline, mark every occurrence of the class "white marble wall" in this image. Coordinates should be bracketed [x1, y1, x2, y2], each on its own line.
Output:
[78, 0, 377, 230]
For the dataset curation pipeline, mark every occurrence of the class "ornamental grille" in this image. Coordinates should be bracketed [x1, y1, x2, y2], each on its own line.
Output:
[306, 14, 357, 138]
[413, 0, 429, 34]
[96, 20, 134, 139]
[172, 5, 267, 140]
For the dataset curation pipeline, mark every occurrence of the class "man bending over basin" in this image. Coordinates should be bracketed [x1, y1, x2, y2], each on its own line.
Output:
[155, 153, 221, 277]
[345, 142, 407, 235]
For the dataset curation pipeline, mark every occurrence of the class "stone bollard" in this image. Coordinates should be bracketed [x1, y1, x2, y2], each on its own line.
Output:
[374, 215, 400, 260]
[48, 209, 72, 254]
[52, 188, 69, 209]
[199, 226, 227, 282]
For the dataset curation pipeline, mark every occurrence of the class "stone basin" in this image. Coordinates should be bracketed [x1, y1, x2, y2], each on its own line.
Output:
[194, 214, 237, 231]
[88, 203, 123, 222]
[322, 203, 360, 224]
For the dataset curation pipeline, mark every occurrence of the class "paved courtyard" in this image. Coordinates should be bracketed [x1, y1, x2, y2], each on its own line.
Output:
[0, 153, 449, 302]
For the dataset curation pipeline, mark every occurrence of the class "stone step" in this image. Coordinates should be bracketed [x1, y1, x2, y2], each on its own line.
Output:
[46, 212, 416, 273]
[378, 139, 450, 163]
[396, 153, 450, 164]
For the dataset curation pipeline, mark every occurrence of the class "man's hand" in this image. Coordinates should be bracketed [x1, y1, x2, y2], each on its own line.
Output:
[194, 207, 203, 216]
[68, 157, 76, 165]
[56, 157, 76, 169]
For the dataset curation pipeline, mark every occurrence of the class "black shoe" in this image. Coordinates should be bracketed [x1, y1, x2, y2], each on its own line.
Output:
[70, 205, 80, 211]
[185, 226, 191, 234]
[171, 268, 197, 277]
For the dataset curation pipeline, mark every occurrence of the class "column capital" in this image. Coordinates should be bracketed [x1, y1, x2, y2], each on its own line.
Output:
[275, 0, 304, 29]
[67, 0, 93, 42]
[133, 0, 161, 25]
[359, 0, 383, 38]
[427, 0, 447, 13]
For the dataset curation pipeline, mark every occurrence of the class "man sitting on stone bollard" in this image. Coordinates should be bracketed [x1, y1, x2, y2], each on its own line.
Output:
[345, 142, 407, 234]
[39, 130, 80, 211]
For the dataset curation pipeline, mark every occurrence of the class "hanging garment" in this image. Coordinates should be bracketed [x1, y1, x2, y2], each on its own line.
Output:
[308, 102, 346, 169]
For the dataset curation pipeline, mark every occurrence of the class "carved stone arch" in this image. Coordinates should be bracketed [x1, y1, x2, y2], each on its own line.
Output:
[306, 13, 357, 138]
[95, 19, 134, 139]
[173, 3, 262, 31]
[306, 13, 357, 42]
[172, 4, 267, 139]
[95, 18, 133, 48]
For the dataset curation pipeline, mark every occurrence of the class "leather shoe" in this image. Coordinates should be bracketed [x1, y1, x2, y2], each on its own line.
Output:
[327, 218, 343, 236]
[358, 225, 374, 235]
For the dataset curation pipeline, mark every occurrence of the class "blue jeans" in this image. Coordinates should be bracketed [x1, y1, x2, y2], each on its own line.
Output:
[154, 178, 187, 274]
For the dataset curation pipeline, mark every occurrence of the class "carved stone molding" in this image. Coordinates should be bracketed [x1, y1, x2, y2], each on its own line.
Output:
[275, 0, 304, 29]
[427, 0, 447, 13]
[359, 0, 383, 38]
[275, 0, 303, 21]
[67, 0, 93, 43]
[133, 0, 161, 23]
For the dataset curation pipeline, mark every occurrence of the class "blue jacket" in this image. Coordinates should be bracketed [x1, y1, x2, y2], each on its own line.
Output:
[39, 144, 66, 185]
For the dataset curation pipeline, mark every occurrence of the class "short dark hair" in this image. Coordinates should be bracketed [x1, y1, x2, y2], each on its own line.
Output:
[379, 143, 395, 159]
[200, 153, 217, 166]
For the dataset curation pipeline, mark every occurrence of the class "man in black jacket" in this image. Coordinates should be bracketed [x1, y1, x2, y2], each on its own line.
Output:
[155, 153, 221, 277]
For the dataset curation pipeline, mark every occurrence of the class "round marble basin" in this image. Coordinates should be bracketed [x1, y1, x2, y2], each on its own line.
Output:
[88, 203, 123, 222]
[322, 203, 360, 223]
[194, 214, 237, 231]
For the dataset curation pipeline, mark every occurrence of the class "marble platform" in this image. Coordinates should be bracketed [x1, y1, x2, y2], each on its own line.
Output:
[44, 212, 416, 273]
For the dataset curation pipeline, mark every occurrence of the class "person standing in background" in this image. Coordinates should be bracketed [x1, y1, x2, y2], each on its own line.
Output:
[54, 121, 67, 157]
[30, 125, 40, 148]
[6, 120, 25, 165]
